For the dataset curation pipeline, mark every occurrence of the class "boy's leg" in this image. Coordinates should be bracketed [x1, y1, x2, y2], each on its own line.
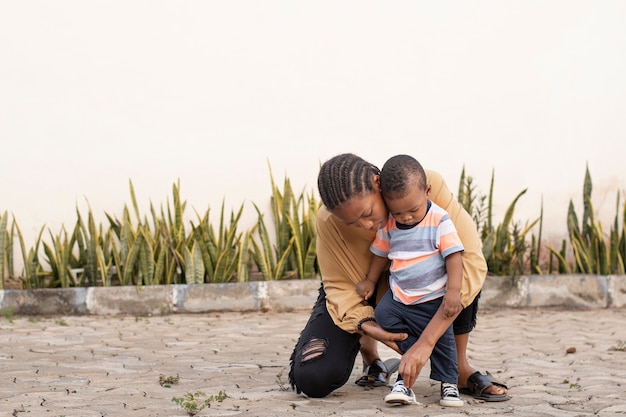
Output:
[405, 299, 458, 384]
[289, 286, 361, 398]
[380, 297, 438, 406]
[428, 325, 459, 383]
[374, 290, 418, 354]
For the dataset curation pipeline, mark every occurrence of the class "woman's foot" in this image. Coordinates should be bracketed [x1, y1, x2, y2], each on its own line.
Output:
[458, 371, 511, 401]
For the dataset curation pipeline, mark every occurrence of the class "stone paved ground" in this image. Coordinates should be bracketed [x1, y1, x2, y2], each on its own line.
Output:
[1, 307, 625, 417]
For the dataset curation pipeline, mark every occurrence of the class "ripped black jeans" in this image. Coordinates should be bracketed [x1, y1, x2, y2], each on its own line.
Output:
[289, 285, 361, 398]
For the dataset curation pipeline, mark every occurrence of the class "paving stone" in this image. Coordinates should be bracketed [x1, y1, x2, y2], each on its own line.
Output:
[1, 307, 625, 416]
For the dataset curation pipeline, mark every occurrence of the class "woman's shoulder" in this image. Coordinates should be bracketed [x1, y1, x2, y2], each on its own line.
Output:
[316, 205, 341, 235]
[425, 169, 443, 186]
[317, 205, 333, 221]
[425, 169, 453, 210]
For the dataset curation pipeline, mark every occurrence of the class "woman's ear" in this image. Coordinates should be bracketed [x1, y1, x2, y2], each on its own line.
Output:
[373, 173, 382, 192]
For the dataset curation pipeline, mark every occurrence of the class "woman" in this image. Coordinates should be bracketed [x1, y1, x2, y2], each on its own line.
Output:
[288, 153, 509, 402]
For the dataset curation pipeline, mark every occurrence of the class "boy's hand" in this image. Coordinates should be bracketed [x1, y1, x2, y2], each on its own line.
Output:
[356, 280, 376, 300]
[442, 293, 462, 318]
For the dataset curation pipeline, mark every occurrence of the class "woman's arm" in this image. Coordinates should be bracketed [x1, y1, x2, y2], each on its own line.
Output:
[315, 206, 379, 333]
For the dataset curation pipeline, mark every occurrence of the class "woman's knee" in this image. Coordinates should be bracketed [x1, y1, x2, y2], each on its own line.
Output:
[291, 338, 352, 398]
[293, 364, 349, 398]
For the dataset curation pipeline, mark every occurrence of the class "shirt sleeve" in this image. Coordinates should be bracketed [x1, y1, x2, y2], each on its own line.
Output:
[315, 207, 379, 333]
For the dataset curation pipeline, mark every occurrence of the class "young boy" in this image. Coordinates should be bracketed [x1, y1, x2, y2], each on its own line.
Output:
[356, 154, 464, 407]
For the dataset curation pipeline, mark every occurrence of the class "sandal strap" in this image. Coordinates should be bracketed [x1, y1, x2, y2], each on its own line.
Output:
[355, 358, 389, 386]
[467, 371, 508, 396]
[369, 359, 388, 375]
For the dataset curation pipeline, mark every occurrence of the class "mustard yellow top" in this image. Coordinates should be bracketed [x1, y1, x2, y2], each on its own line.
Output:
[315, 169, 487, 334]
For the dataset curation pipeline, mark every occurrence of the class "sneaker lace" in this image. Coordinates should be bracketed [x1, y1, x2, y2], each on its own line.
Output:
[393, 382, 417, 403]
[441, 383, 459, 399]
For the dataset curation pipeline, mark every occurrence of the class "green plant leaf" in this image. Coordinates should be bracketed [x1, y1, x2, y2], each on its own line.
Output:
[0, 211, 7, 289]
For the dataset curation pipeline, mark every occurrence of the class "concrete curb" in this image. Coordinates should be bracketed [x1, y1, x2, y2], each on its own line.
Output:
[480, 274, 626, 308]
[1, 275, 625, 315]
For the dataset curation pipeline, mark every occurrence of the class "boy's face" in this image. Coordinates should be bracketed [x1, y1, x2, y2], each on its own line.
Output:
[384, 184, 431, 226]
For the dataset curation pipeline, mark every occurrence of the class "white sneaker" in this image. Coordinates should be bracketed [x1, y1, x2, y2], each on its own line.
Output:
[384, 380, 418, 405]
[440, 382, 464, 407]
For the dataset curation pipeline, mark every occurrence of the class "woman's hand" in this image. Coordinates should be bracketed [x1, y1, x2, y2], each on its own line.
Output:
[359, 320, 407, 353]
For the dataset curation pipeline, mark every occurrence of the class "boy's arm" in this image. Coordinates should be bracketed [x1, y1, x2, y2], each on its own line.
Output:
[445, 251, 463, 295]
[366, 254, 389, 285]
[357, 255, 389, 300]
[442, 251, 463, 318]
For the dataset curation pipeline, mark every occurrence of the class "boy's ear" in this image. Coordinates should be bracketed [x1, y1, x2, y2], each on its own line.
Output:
[426, 184, 432, 196]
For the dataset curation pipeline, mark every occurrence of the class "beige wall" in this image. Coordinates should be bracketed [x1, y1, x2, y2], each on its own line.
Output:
[1, 1, 625, 265]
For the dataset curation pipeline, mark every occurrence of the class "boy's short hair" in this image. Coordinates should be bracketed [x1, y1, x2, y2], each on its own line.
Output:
[380, 154, 427, 199]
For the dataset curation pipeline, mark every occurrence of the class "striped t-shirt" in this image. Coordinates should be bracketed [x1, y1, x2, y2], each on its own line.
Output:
[370, 200, 464, 305]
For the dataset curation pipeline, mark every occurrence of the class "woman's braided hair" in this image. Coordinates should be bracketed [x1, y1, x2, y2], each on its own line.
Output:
[317, 153, 381, 210]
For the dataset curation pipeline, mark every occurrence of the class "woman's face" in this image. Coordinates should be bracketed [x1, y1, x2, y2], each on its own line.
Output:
[330, 175, 389, 232]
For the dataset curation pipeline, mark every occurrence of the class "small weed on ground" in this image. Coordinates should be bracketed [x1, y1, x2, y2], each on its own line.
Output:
[1, 307, 15, 323]
[172, 391, 226, 416]
[275, 367, 289, 391]
[610, 340, 626, 352]
[159, 374, 180, 388]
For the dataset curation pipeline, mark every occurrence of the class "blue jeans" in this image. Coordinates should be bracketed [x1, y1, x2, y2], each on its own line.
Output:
[374, 290, 459, 384]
